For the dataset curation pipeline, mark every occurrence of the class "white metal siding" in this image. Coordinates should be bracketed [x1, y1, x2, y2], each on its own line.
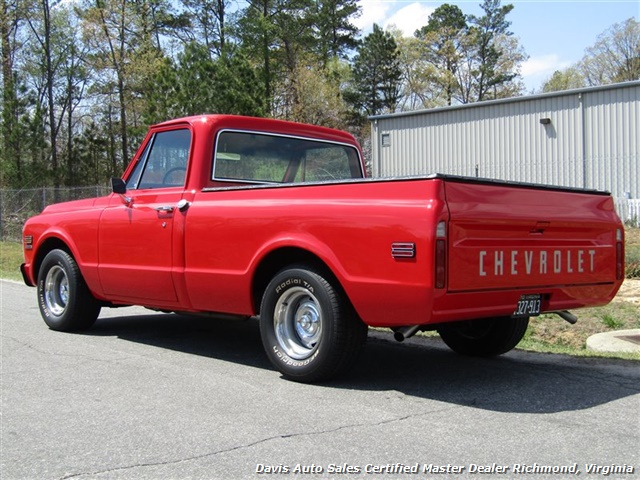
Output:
[371, 82, 639, 200]
[583, 85, 639, 197]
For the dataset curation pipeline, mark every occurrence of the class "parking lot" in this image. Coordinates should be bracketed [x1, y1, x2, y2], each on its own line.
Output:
[2, 280, 639, 479]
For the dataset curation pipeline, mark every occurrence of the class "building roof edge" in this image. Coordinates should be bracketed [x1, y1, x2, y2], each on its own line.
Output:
[369, 80, 640, 122]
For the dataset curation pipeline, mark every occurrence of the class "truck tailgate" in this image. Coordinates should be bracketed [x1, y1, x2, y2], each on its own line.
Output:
[444, 179, 621, 293]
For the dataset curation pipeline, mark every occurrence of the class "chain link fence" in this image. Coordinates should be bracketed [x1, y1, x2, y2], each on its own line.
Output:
[0, 186, 111, 242]
[616, 199, 640, 228]
[1, 186, 638, 243]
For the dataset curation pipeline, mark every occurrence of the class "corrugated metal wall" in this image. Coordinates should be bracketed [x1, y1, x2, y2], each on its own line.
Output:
[371, 81, 639, 200]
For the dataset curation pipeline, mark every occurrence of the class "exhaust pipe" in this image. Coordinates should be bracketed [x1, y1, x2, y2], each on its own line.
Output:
[393, 325, 421, 342]
[554, 310, 578, 325]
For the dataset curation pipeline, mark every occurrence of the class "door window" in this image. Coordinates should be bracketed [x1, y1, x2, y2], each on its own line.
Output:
[127, 129, 191, 189]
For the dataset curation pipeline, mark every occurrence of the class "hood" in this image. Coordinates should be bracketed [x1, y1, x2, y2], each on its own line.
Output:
[41, 197, 98, 214]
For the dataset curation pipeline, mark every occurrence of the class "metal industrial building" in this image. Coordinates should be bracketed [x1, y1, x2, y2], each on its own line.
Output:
[370, 81, 639, 202]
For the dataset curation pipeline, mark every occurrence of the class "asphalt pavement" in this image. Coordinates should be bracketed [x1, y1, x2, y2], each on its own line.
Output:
[2, 280, 639, 480]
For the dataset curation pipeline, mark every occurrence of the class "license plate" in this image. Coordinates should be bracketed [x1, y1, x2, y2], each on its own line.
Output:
[513, 294, 542, 317]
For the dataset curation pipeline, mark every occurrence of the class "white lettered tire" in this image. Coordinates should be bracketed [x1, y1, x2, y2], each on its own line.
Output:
[37, 249, 101, 331]
[260, 266, 367, 382]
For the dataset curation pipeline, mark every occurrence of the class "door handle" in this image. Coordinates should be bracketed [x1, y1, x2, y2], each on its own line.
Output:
[156, 200, 189, 213]
[155, 206, 175, 213]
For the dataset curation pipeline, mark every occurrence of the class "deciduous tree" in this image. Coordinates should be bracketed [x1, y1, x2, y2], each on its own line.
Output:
[581, 18, 639, 85]
[542, 68, 586, 93]
[542, 18, 638, 92]
[1, 0, 23, 185]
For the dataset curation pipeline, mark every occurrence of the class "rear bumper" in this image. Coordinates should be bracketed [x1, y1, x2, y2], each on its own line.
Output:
[429, 282, 622, 325]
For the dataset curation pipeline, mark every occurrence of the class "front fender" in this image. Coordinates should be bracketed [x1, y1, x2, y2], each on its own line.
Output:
[22, 219, 104, 299]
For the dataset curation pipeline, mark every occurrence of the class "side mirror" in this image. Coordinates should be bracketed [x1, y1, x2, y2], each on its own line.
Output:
[111, 178, 132, 206]
[111, 177, 127, 194]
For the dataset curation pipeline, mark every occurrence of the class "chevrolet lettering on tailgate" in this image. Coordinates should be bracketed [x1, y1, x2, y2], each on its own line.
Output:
[479, 249, 597, 277]
[20, 115, 625, 383]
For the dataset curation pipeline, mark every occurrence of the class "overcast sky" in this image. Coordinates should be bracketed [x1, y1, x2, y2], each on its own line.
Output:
[353, 0, 640, 92]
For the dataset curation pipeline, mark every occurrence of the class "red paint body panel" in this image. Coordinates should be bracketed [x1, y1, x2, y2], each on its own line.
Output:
[444, 181, 620, 291]
[21, 198, 105, 296]
[182, 179, 446, 326]
[21, 115, 624, 328]
[97, 189, 184, 305]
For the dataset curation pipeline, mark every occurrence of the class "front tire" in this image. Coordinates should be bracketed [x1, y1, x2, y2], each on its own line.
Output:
[37, 249, 101, 331]
[260, 266, 367, 382]
[437, 316, 529, 357]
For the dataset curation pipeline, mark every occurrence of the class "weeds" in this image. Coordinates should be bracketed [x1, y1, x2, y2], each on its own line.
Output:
[600, 313, 624, 330]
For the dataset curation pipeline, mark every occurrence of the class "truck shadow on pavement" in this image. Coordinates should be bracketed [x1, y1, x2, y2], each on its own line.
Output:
[87, 311, 640, 415]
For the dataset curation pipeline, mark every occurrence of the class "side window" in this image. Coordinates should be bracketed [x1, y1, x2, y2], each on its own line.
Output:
[128, 129, 191, 189]
[213, 131, 362, 184]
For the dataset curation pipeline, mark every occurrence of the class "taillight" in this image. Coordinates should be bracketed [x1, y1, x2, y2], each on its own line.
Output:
[435, 221, 447, 289]
[616, 228, 624, 280]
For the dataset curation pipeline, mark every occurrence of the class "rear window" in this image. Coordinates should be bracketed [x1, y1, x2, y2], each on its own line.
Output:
[213, 131, 362, 184]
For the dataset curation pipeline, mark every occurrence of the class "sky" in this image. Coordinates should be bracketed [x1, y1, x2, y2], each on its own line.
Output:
[353, 0, 640, 92]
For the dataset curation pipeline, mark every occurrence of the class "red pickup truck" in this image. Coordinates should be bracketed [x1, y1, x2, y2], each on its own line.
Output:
[21, 115, 625, 382]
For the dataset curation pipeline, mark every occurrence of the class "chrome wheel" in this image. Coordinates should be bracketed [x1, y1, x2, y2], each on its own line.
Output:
[37, 249, 101, 331]
[260, 266, 368, 382]
[44, 265, 69, 316]
[274, 287, 323, 360]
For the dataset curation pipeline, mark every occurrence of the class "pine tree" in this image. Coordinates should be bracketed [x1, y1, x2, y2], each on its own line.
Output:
[143, 43, 265, 123]
[345, 24, 402, 122]
[415, 4, 467, 106]
[181, 0, 229, 58]
[313, 0, 360, 66]
[467, 0, 517, 101]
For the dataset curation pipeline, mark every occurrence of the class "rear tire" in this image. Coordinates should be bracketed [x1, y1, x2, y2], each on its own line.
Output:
[37, 249, 101, 332]
[437, 316, 529, 357]
[260, 266, 367, 382]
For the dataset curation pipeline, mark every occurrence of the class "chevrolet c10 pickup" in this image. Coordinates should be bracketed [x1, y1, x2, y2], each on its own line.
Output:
[21, 115, 625, 382]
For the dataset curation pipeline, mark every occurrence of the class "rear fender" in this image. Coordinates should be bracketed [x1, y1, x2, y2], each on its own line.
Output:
[249, 235, 351, 315]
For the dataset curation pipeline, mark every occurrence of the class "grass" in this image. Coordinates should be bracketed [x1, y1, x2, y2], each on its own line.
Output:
[0, 241, 24, 282]
[519, 301, 640, 361]
[2, 227, 639, 360]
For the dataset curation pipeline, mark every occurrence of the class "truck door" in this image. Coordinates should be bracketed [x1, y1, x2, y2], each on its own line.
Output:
[98, 128, 191, 305]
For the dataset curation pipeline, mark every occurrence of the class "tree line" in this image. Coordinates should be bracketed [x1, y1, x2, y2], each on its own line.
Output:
[1, 0, 638, 189]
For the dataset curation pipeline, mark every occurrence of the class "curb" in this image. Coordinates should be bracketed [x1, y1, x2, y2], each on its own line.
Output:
[586, 329, 640, 353]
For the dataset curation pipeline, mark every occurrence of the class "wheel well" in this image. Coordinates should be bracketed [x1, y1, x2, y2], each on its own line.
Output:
[33, 238, 72, 280]
[252, 247, 341, 315]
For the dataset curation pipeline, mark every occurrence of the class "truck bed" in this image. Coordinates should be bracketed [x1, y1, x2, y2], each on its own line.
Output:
[192, 174, 623, 327]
